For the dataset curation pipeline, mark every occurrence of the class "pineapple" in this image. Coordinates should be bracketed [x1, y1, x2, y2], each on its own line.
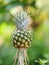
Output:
[10, 7, 33, 65]
[10, 8, 32, 48]
[12, 30, 32, 48]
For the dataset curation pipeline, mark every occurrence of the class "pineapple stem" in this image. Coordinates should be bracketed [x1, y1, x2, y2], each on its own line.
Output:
[13, 48, 29, 65]
[19, 48, 24, 65]
[13, 49, 19, 65]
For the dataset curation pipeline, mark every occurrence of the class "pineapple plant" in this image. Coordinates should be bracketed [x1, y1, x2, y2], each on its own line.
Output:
[10, 8, 32, 65]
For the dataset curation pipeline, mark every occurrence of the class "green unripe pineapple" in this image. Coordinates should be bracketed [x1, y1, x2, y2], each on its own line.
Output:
[12, 30, 32, 48]
[10, 9, 32, 48]
[10, 8, 33, 65]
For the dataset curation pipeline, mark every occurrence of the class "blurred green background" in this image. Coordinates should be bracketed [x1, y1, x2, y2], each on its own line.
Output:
[0, 0, 49, 65]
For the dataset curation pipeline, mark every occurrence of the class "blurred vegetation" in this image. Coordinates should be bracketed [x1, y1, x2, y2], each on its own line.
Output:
[0, 0, 49, 65]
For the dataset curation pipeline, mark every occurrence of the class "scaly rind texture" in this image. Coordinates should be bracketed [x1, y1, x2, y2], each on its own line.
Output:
[12, 30, 32, 48]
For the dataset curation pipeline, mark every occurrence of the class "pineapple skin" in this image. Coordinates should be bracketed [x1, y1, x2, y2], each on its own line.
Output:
[12, 30, 32, 48]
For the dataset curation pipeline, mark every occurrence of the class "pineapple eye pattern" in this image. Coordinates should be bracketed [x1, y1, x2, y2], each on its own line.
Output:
[12, 30, 32, 48]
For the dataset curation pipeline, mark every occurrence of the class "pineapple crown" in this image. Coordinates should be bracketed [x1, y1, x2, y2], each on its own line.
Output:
[10, 8, 31, 31]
